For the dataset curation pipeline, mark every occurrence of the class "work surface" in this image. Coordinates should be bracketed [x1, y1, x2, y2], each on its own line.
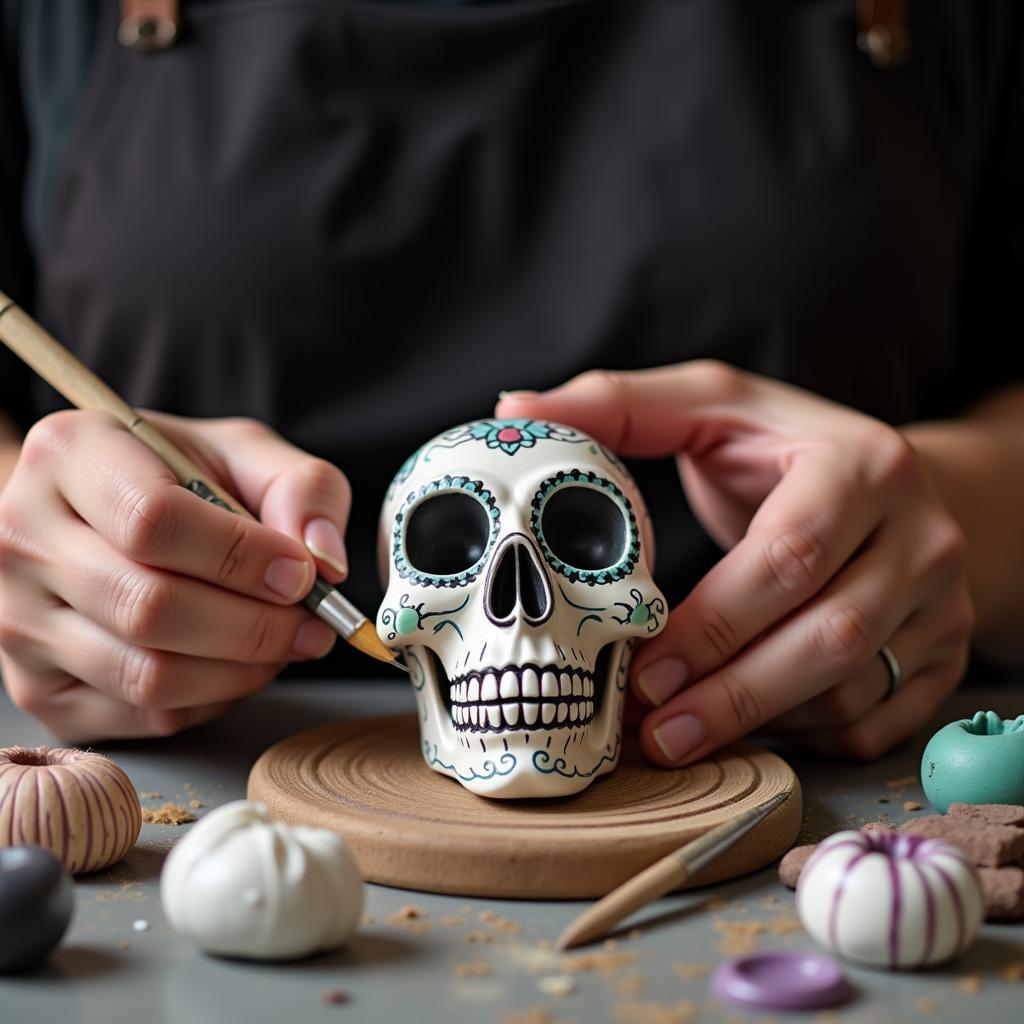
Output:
[2, 680, 1022, 1024]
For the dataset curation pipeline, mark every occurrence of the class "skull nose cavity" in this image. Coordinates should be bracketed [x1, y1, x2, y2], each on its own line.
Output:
[486, 533, 552, 626]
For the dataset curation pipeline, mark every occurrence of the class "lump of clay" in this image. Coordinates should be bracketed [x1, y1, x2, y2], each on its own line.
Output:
[161, 800, 363, 960]
[0, 846, 74, 973]
[796, 830, 983, 969]
[921, 711, 1024, 813]
[0, 746, 142, 874]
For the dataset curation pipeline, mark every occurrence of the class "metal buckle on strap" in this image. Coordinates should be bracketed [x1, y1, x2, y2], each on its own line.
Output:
[118, 0, 180, 52]
[857, 0, 912, 69]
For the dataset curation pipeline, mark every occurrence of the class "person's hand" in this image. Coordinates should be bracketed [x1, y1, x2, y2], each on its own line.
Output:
[0, 410, 351, 742]
[496, 362, 973, 765]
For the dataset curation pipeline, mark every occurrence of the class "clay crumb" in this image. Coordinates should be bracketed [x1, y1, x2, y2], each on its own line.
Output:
[117, 941, 131, 951]
[1002, 962, 1024, 982]
[141, 803, 195, 825]
[321, 989, 350, 1005]
[387, 906, 430, 932]
[767, 913, 802, 935]
[862, 821, 896, 832]
[886, 775, 919, 790]
[360, 914, 374, 926]
[712, 919, 766, 955]
[627, 928, 641, 941]
[615, 972, 647, 998]
[189, 799, 204, 809]
[464, 930, 494, 944]
[612, 1000, 697, 1024]
[914, 997, 937, 1014]
[454, 961, 492, 978]
[903, 801, 923, 812]
[561, 951, 638, 975]
[671, 962, 709, 979]
[478, 910, 498, 922]
[956, 974, 982, 994]
[95, 881, 147, 904]
[603, 939, 620, 950]
[137, 791, 161, 800]
[501, 1010, 565, 1024]
[537, 975, 576, 997]
[441, 914, 467, 927]
[704, 897, 728, 911]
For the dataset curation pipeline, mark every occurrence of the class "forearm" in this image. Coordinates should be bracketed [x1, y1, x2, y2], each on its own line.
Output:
[902, 384, 1024, 662]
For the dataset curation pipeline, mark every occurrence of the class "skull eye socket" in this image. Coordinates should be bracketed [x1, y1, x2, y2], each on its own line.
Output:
[532, 474, 640, 584]
[541, 486, 626, 570]
[404, 492, 491, 577]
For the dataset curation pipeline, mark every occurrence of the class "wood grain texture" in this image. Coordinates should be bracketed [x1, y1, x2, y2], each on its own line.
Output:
[247, 714, 801, 899]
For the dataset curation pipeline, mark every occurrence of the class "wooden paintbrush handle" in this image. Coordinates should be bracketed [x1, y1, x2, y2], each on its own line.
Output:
[0, 294, 138, 427]
[558, 854, 689, 949]
[0, 293, 257, 522]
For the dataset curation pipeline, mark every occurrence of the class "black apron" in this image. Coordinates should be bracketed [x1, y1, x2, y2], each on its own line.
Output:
[36, 0, 961, 676]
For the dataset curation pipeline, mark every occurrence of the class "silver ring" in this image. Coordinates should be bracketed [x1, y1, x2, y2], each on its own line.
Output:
[879, 644, 903, 700]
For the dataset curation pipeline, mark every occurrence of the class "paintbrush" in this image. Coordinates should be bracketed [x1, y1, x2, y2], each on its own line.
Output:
[556, 790, 790, 949]
[0, 291, 404, 672]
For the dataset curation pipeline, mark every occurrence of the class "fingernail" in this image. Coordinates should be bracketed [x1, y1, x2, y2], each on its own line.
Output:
[636, 657, 688, 706]
[265, 557, 311, 600]
[304, 518, 348, 578]
[497, 389, 539, 401]
[292, 619, 337, 659]
[652, 713, 706, 763]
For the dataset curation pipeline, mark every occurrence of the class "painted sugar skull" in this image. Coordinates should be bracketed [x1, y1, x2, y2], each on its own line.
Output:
[376, 420, 666, 799]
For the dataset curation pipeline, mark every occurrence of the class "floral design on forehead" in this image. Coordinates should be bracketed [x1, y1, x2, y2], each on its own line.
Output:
[385, 419, 623, 501]
[376, 419, 665, 799]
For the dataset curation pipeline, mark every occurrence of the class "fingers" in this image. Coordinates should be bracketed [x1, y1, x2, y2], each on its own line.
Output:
[38, 516, 337, 663]
[631, 450, 887, 707]
[637, 523, 913, 766]
[151, 414, 353, 583]
[31, 411, 322, 603]
[2, 656, 239, 743]
[497, 363, 749, 457]
[794, 661, 967, 762]
[6, 596, 286, 711]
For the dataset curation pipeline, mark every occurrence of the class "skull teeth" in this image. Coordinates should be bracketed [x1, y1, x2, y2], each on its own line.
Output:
[452, 699, 594, 733]
[447, 664, 599, 734]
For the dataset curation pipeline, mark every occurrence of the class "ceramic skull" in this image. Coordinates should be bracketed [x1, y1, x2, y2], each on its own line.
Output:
[376, 419, 667, 799]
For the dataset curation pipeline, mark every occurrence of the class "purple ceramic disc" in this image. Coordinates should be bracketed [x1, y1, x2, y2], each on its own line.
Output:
[712, 951, 849, 1011]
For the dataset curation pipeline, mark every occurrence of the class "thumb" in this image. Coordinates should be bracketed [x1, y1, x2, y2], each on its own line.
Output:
[151, 413, 351, 584]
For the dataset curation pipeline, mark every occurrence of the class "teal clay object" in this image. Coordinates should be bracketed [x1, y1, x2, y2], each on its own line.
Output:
[921, 711, 1024, 813]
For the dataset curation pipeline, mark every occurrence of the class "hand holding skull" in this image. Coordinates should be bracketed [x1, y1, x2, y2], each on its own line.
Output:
[497, 361, 974, 766]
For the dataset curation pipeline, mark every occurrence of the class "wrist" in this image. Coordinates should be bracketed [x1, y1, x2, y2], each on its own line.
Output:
[902, 410, 1024, 662]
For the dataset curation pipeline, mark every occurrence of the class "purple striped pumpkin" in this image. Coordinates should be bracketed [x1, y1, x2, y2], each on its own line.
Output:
[0, 746, 142, 874]
[796, 829, 983, 969]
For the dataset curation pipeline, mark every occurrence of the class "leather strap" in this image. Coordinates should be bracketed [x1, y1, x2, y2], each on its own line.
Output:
[118, 0, 180, 52]
[857, 0, 912, 69]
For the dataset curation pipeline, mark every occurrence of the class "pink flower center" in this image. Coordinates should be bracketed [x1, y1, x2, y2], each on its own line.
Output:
[497, 427, 522, 443]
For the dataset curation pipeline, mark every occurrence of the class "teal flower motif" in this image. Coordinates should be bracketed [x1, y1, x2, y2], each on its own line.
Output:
[468, 419, 556, 456]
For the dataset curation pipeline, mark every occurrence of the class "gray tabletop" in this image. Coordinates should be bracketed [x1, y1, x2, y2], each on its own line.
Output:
[2, 678, 1023, 1024]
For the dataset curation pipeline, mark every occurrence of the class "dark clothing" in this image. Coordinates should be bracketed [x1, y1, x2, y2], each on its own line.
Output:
[1, 1, 1022, 682]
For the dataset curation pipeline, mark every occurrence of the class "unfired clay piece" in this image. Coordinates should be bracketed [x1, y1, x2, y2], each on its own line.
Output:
[796, 829, 983, 969]
[0, 746, 141, 874]
[160, 800, 363, 960]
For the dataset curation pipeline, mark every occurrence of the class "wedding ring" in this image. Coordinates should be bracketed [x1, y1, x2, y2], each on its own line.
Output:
[879, 644, 903, 700]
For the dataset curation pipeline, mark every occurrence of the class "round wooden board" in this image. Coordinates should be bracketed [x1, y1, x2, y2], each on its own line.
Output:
[247, 714, 802, 899]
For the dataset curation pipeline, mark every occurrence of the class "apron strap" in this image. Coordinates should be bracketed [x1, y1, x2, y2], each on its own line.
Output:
[118, 0, 180, 53]
[857, 0, 912, 69]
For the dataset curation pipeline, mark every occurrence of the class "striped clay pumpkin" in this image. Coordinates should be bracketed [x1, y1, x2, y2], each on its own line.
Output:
[0, 746, 142, 874]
